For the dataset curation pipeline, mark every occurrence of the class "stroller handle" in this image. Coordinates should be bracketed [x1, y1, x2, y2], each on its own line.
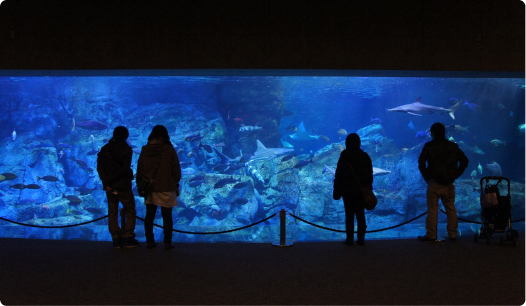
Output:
[479, 176, 511, 195]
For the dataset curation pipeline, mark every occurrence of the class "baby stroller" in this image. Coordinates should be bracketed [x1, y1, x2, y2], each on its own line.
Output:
[474, 176, 519, 246]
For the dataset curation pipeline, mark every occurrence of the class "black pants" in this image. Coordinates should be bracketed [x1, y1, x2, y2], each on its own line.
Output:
[342, 195, 366, 241]
[144, 204, 173, 244]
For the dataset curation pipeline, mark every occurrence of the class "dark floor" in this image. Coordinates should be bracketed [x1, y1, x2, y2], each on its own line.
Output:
[0, 234, 524, 305]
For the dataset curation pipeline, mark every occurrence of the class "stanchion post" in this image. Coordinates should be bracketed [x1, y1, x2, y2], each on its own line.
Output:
[272, 209, 293, 247]
[120, 208, 126, 232]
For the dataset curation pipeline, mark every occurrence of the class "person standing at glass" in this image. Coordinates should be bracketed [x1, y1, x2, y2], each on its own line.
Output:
[137, 125, 182, 250]
[334, 133, 373, 246]
[417, 122, 469, 242]
[96, 126, 139, 249]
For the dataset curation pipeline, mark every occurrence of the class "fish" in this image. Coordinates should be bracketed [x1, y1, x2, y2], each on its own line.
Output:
[81, 167, 94, 173]
[281, 153, 297, 162]
[37, 175, 59, 182]
[86, 149, 98, 156]
[214, 177, 240, 189]
[407, 120, 416, 130]
[181, 167, 196, 176]
[490, 139, 506, 146]
[323, 165, 336, 176]
[233, 197, 249, 205]
[11, 129, 16, 141]
[76, 120, 108, 130]
[9, 183, 26, 190]
[285, 125, 298, 132]
[470, 170, 477, 179]
[233, 181, 251, 189]
[289, 122, 320, 140]
[460, 143, 485, 155]
[185, 133, 203, 142]
[62, 193, 82, 203]
[193, 194, 206, 201]
[319, 135, 330, 142]
[234, 118, 243, 122]
[188, 180, 205, 187]
[132, 148, 142, 155]
[250, 140, 295, 161]
[179, 207, 202, 221]
[70, 157, 88, 167]
[85, 207, 104, 214]
[387, 97, 463, 119]
[478, 162, 483, 174]
[415, 131, 429, 139]
[446, 125, 469, 134]
[235, 215, 251, 225]
[462, 100, 482, 112]
[239, 124, 263, 132]
[212, 147, 243, 164]
[179, 161, 191, 168]
[448, 136, 455, 142]
[1, 173, 18, 180]
[177, 148, 184, 155]
[280, 139, 294, 148]
[199, 142, 213, 153]
[372, 167, 391, 176]
[238, 153, 254, 164]
[224, 164, 244, 173]
[370, 117, 382, 123]
[75, 187, 94, 195]
[212, 142, 225, 147]
[486, 161, 502, 176]
[68, 209, 83, 215]
[189, 174, 207, 182]
[245, 161, 265, 183]
[294, 158, 313, 169]
[213, 164, 231, 172]
[187, 152, 197, 158]
[518, 124, 525, 133]
[497, 103, 505, 109]
[25, 184, 41, 190]
[0, 175, 5, 182]
[337, 129, 348, 136]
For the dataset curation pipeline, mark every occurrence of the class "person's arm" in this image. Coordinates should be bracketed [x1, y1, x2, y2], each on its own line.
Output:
[456, 148, 469, 178]
[418, 146, 429, 182]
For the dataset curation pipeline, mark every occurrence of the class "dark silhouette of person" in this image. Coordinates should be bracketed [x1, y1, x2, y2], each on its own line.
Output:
[334, 133, 373, 246]
[96, 126, 139, 249]
[137, 125, 182, 250]
[418, 122, 469, 242]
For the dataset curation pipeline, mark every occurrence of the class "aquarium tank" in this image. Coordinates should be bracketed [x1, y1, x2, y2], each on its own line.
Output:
[0, 70, 524, 243]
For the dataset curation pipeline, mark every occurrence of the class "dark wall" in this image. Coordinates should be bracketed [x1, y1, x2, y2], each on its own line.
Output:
[0, 0, 523, 71]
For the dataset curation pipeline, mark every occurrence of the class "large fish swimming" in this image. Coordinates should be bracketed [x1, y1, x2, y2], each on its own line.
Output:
[75, 120, 108, 131]
[250, 140, 294, 161]
[289, 122, 320, 141]
[387, 97, 463, 119]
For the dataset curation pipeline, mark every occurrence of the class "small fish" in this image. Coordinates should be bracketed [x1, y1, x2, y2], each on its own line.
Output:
[199, 142, 213, 154]
[470, 170, 477, 179]
[319, 135, 330, 142]
[25, 184, 41, 190]
[80, 166, 94, 173]
[497, 103, 505, 109]
[337, 129, 347, 136]
[85, 207, 104, 214]
[281, 153, 297, 162]
[189, 174, 206, 182]
[478, 162, 483, 174]
[407, 120, 416, 130]
[185, 133, 203, 142]
[181, 167, 196, 176]
[75, 187, 94, 195]
[86, 149, 98, 156]
[446, 125, 469, 134]
[239, 124, 263, 132]
[370, 117, 382, 123]
[71, 157, 88, 167]
[187, 152, 197, 158]
[233, 197, 249, 205]
[233, 181, 251, 189]
[193, 194, 206, 201]
[518, 124, 525, 133]
[213, 164, 230, 172]
[11, 129, 16, 141]
[448, 136, 455, 143]
[37, 175, 59, 182]
[177, 148, 184, 155]
[234, 118, 243, 122]
[1, 173, 18, 180]
[490, 139, 506, 146]
[415, 131, 428, 139]
[90, 134, 95, 143]
[486, 161, 502, 176]
[213, 142, 225, 147]
[68, 209, 83, 215]
[294, 158, 313, 169]
[63, 193, 82, 203]
[214, 177, 240, 189]
[9, 183, 26, 190]
[188, 180, 205, 187]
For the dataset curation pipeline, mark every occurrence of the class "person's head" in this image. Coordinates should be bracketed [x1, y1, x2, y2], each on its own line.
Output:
[345, 133, 361, 149]
[430, 122, 446, 139]
[112, 126, 129, 141]
[148, 125, 170, 143]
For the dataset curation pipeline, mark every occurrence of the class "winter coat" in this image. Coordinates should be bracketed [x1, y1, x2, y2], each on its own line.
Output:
[96, 138, 134, 190]
[136, 137, 182, 193]
[418, 137, 469, 185]
[334, 148, 373, 198]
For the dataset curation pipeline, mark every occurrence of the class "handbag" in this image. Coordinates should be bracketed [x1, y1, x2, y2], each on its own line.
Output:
[347, 162, 377, 210]
[137, 152, 163, 198]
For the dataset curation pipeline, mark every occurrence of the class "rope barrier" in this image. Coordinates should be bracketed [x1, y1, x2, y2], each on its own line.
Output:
[0, 215, 109, 228]
[288, 212, 428, 233]
[135, 213, 277, 235]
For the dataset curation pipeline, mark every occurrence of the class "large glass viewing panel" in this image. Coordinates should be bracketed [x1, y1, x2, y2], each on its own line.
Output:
[0, 70, 524, 242]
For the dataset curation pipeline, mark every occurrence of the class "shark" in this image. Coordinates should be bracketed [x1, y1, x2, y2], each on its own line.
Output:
[250, 140, 295, 161]
[212, 147, 243, 164]
[323, 165, 391, 177]
[289, 122, 320, 140]
[387, 97, 463, 120]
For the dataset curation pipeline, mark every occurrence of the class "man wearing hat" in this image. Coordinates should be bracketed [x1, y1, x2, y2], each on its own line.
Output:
[97, 126, 139, 248]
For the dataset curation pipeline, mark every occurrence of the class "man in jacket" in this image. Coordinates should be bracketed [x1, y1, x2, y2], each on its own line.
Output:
[418, 122, 469, 242]
[334, 133, 373, 246]
[97, 126, 139, 249]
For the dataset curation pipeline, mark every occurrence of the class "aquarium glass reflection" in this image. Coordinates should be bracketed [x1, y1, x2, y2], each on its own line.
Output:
[0, 73, 524, 242]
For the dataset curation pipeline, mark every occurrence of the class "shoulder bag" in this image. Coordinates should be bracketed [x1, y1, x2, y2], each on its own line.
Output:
[137, 152, 163, 198]
[347, 162, 377, 210]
